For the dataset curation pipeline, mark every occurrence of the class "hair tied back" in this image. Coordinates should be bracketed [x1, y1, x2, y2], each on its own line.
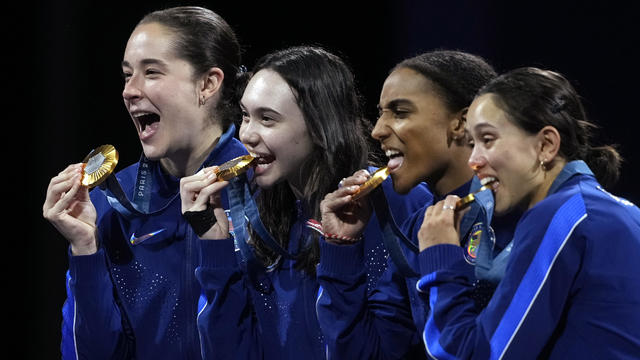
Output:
[551, 97, 566, 114]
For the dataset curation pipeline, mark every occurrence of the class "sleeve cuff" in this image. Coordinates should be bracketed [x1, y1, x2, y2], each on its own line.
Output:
[318, 237, 364, 275]
[68, 247, 110, 287]
[418, 244, 466, 275]
[200, 238, 238, 269]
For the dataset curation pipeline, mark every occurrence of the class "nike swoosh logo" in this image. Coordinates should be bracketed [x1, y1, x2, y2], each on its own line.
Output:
[129, 228, 166, 245]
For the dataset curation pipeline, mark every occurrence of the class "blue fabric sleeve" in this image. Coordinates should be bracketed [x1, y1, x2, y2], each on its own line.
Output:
[195, 239, 262, 359]
[62, 248, 133, 360]
[317, 238, 418, 359]
[417, 192, 589, 359]
[316, 181, 431, 359]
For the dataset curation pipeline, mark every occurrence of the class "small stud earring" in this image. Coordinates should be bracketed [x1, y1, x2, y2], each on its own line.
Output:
[540, 159, 547, 171]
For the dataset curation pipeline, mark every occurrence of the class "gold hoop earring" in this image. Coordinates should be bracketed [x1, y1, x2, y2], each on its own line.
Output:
[540, 159, 547, 171]
[199, 96, 206, 106]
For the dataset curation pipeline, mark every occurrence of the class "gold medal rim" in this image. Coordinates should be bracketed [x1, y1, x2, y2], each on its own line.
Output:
[455, 193, 476, 210]
[455, 181, 496, 210]
[215, 155, 256, 181]
[81, 144, 119, 188]
[352, 167, 390, 201]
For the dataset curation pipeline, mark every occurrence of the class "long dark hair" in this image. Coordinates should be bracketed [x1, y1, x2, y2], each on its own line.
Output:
[138, 6, 242, 130]
[245, 46, 370, 274]
[478, 67, 621, 188]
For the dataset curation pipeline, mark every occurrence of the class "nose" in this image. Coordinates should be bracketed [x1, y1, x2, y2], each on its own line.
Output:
[239, 118, 259, 148]
[371, 114, 389, 141]
[468, 145, 486, 171]
[122, 74, 143, 102]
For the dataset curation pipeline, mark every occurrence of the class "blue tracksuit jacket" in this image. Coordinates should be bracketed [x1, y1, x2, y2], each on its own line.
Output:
[316, 177, 519, 359]
[417, 161, 640, 359]
[61, 125, 248, 360]
[195, 169, 431, 359]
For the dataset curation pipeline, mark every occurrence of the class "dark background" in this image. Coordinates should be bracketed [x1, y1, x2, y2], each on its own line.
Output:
[20, 0, 637, 358]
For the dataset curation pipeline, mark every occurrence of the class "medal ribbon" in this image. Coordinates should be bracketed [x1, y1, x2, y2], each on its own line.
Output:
[471, 186, 499, 282]
[227, 173, 272, 293]
[98, 125, 239, 220]
[369, 177, 485, 279]
[99, 154, 162, 219]
[231, 174, 297, 260]
[369, 186, 420, 278]
[227, 174, 320, 292]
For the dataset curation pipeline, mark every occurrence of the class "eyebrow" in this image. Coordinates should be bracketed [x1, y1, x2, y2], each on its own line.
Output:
[239, 101, 282, 116]
[471, 123, 497, 132]
[121, 58, 169, 68]
[377, 98, 414, 111]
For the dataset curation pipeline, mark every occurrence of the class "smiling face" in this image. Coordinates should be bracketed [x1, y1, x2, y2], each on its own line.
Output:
[122, 22, 210, 163]
[372, 67, 458, 194]
[239, 69, 314, 193]
[467, 94, 544, 214]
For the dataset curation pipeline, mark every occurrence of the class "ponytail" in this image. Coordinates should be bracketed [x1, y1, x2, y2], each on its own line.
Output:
[586, 145, 622, 188]
[479, 67, 623, 188]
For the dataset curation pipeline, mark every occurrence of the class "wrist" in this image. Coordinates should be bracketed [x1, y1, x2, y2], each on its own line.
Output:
[200, 228, 231, 240]
[71, 242, 98, 256]
[323, 232, 362, 245]
[184, 207, 217, 236]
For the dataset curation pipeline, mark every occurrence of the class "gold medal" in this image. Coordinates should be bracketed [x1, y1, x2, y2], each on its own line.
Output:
[455, 180, 496, 210]
[215, 155, 256, 181]
[352, 167, 389, 201]
[81, 145, 119, 188]
[456, 193, 477, 210]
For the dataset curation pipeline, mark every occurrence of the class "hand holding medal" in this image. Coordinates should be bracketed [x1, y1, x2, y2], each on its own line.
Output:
[419, 177, 498, 252]
[42, 145, 118, 255]
[351, 167, 390, 201]
[319, 168, 383, 244]
[181, 155, 256, 238]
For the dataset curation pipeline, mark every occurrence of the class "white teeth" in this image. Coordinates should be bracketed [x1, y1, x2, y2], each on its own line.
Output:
[132, 111, 153, 117]
[247, 151, 262, 160]
[481, 177, 497, 186]
[385, 149, 401, 157]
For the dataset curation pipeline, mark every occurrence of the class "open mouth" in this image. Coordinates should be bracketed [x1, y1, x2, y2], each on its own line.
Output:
[480, 176, 499, 191]
[455, 176, 500, 210]
[132, 112, 160, 140]
[135, 112, 159, 131]
[385, 149, 404, 172]
[253, 154, 275, 173]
